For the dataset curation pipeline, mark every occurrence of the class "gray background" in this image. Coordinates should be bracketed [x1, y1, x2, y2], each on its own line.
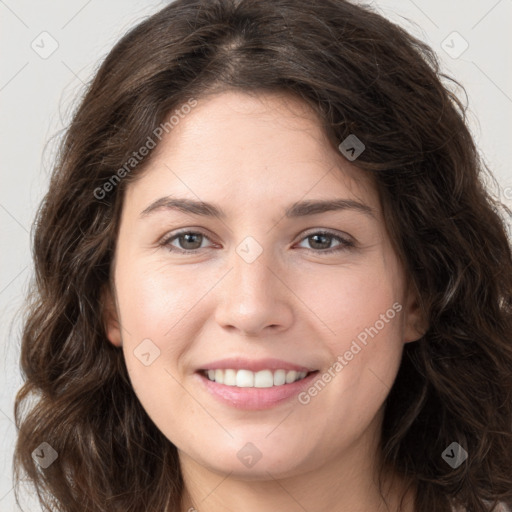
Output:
[1, 0, 511, 510]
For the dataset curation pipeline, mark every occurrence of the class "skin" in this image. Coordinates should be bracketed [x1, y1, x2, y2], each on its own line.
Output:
[104, 90, 425, 512]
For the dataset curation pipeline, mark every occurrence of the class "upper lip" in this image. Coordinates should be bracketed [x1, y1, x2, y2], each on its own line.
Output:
[198, 357, 317, 373]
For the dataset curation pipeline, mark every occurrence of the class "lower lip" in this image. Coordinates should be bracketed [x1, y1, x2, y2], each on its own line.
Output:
[195, 371, 319, 410]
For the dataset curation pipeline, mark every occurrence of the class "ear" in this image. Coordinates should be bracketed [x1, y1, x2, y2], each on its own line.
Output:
[402, 281, 428, 344]
[101, 283, 123, 347]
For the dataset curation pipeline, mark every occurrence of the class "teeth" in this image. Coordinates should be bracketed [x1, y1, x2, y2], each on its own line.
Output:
[203, 368, 309, 387]
[236, 369, 254, 387]
[285, 370, 297, 384]
[254, 370, 273, 388]
[273, 369, 286, 386]
[223, 369, 237, 386]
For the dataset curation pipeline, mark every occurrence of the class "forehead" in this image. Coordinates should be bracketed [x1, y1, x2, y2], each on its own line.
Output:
[124, 90, 378, 215]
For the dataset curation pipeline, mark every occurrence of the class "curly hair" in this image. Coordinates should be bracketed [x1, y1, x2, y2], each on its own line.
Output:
[13, 0, 512, 511]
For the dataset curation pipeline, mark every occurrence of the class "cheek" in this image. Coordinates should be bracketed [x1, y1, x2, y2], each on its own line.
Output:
[296, 262, 405, 406]
[115, 269, 199, 434]
[113, 261, 196, 398]
[295, 262, 403, 347]
[115, 258, 200, 339]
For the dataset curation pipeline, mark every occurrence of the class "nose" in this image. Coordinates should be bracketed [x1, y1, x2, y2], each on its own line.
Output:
[214, 245, 294, 337]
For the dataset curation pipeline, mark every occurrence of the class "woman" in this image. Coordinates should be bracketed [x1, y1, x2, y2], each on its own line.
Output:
[13, 1, 512, 511]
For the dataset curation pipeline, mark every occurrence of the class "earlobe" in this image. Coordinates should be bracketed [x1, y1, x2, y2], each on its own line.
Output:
[101, 283, 123, 347]
[403, 283, 428, 344]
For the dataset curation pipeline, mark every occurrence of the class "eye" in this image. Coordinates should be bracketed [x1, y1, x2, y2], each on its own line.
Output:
[295, 230, 354, 254]
[160, 230, 215, 253]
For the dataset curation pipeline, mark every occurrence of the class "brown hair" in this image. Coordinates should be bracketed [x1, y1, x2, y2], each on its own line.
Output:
[14, 1, 512, 511]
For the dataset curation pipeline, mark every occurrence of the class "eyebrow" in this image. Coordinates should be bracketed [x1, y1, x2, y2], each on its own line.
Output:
[139, 197, 376, 220]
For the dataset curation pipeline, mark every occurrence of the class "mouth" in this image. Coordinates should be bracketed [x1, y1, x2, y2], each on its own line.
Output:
[194, 364, 320, 410]
[199, 368, 316, 388]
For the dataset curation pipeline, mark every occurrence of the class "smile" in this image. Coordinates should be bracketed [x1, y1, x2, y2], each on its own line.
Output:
[202, 368, 311, 387]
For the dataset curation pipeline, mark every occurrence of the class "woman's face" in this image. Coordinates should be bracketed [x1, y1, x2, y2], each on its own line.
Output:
[105, 90, 423, 480]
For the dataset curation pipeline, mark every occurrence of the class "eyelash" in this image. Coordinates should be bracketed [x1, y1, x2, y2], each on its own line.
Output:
[159, 229, 355, 255]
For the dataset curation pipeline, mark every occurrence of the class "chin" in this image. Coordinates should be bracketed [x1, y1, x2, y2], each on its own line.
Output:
[189, 438, 312, 479]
